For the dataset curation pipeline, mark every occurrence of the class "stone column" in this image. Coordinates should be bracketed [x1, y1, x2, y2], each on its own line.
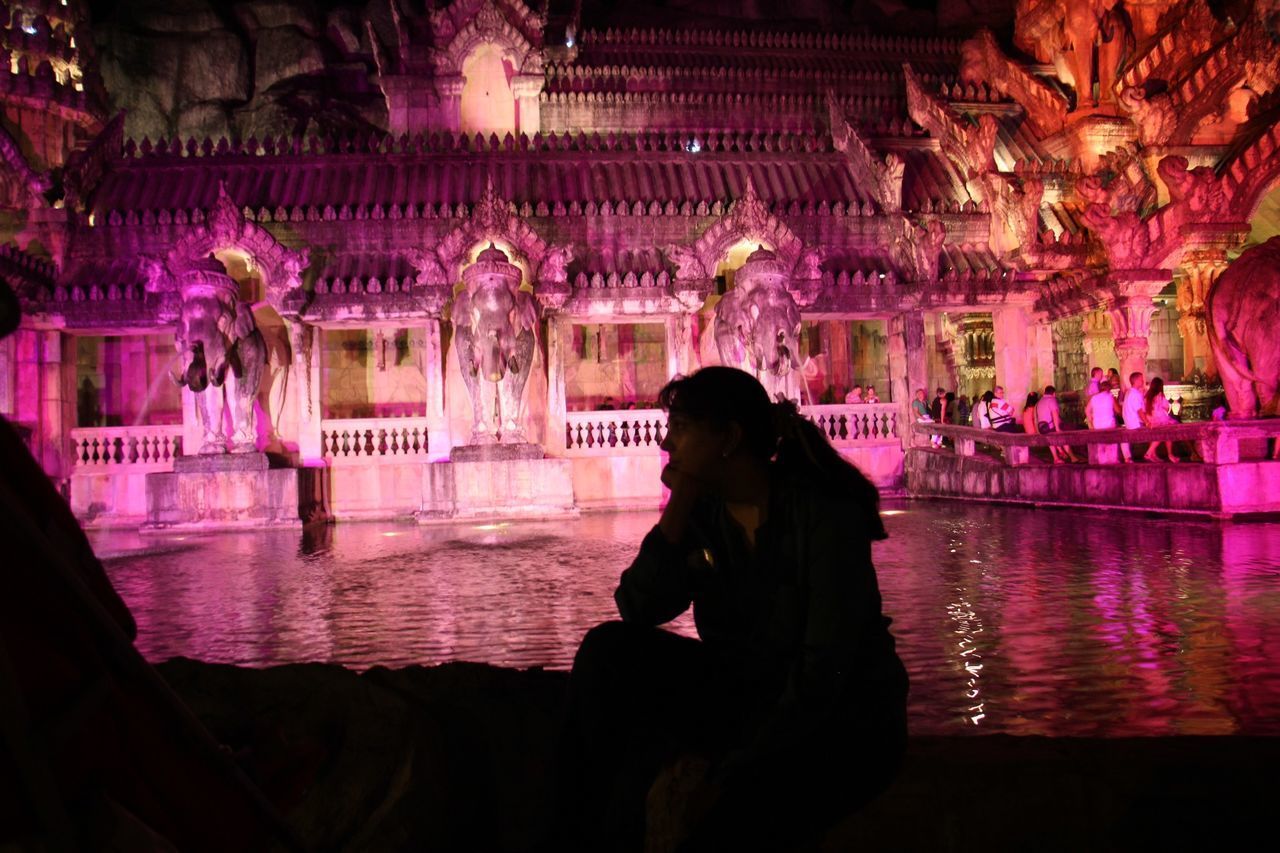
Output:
[888, 311, 927, 448]
[511, 74, 543, 137]
[992, 305, 1033, 401]
[1081, 309, 1117, 376]
[433, 75, 465, 134]
[19, 329, 74, 480]
[421, 318, 450, 460]
[1106, 271, 1168, 384]
[0, 334, 15, 417]
[1051, 316, 1086, 391]
[1029, 322, 1056, 395]
[286, 319, 324, 465]
[665, 312, 698, 379]
[545, 315, 570, 457]
[1176, 254, 1225, 379]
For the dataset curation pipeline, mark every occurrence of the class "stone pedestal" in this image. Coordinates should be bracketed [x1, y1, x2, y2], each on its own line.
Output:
[145, 453, 325, 530]
[418, 449, 576, 521]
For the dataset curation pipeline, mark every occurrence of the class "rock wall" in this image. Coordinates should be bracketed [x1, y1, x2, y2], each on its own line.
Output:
[91, 0, 387, 141]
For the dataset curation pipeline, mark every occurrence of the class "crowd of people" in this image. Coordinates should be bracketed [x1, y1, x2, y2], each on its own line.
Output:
[907, 366, 1192, 464]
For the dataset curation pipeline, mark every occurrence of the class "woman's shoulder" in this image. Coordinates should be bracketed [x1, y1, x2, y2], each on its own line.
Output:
[776, 469, 886, 541]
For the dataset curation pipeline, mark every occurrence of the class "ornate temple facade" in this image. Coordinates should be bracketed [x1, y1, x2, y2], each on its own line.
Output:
[2, 0, 1279, 524]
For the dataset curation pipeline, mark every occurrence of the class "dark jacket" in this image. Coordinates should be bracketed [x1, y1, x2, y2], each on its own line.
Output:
[615, 469, 906, 764]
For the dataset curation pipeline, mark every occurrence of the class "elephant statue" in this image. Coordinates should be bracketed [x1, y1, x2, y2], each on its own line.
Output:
[1206, 237, 1280, 418]
[171, 256, 267, 454]
[714, 246, 804, 403]
[453, 244, 539, 444]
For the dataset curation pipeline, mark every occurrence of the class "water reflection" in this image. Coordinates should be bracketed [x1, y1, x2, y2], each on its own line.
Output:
[95, 503, 1280, 736]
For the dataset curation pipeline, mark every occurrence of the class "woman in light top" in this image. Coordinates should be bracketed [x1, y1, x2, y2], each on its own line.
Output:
[1142, 377, 1179, 462]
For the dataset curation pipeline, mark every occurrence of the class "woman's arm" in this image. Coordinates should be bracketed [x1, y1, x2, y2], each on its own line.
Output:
[614, 469, 704, 625]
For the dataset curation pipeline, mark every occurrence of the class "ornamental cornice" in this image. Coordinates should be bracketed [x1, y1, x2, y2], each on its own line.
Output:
[432, 0, 543, 77]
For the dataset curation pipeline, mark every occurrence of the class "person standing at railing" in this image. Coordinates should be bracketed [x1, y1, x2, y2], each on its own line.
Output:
[988, 386, 1023, 433]
[957, 394, 971, 426]
[865, 385, 881, 404]
[1086, 379, 1119, 464]
[913, 388, 941, 447]
[1141, 377, 1180, 462]
[844, 384, 864, 404]
[1035, 387, 1080, 464]
[1120, 372, 1146, 464]
[973, 390, 994, 430]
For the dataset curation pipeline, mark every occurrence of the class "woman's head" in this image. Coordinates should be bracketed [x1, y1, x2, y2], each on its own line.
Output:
[657, 367, 883, 533]
[658, 366, 777, 464]
[981, 390, 994, 403]
[1145, 376, 1165, 407]
[1025, 392, 1040, 410]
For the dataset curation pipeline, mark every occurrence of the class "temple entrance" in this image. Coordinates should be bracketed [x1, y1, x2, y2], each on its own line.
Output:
[461, 43, 516, 137]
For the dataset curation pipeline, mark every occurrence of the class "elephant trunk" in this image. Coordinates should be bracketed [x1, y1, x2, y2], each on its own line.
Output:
[182, 344, 210, 392]
[482, 330, 506, 382]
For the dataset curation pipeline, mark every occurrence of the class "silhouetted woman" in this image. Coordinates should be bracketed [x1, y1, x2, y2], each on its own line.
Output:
[559, 367, 908, 852]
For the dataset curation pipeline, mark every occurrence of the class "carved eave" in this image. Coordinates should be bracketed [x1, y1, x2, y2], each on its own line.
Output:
[959, 29, 1067, 137]
[682, 178, 804, 284]
[827, 92, 903, 212]
[1031, 272, 1107, 320]
[904, 63, 996, 186]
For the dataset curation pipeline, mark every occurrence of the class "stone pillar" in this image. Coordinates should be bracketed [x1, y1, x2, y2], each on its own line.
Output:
[1029, 322, 1056, 395]
[1051, 316, 1086, 391]
[286, 319, 323, 465]
[992, 305, 1033, 401]
[1106, 271, 1167, 384]
[19, 330, 74, 480]
[1176, 255, 1225, 380]
[421, 318, 449, 460]
[665, 312, 698, 379]
[888, 311, 927, 448]
[545, 315, 570, 457]
[511, 74, 543, 137]
[0, 334, 15, 417]
[1081, 309, 1117, 376]
[433, 75, 464, 134]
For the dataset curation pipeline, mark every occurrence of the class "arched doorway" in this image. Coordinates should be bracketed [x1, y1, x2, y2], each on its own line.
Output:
[461, 43, 516, 137]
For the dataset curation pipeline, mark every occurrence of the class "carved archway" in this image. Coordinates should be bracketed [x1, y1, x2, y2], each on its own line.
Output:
[164, 183, 309, 313]
[413, 179, 553, 288]
[432, 0, 543, 77]
[686, 179, 804, 280]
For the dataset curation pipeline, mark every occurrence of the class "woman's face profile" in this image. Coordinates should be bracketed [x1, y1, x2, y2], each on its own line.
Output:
[660, 411, 726, 484]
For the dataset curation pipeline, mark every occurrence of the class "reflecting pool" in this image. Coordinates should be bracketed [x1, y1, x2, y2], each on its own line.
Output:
[94, 501, 1280, 736]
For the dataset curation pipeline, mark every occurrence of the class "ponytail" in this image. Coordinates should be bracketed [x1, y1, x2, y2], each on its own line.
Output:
[772, 399, 886, 540]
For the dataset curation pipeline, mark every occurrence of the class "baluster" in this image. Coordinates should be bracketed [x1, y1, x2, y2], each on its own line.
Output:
[340, 429, 351, 457]
[565, 422, 573, 449]
[607, 419, 618, 447]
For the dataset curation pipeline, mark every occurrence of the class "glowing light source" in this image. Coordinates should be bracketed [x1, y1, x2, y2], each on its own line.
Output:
[565, 37, 575, 47]
[685, 138, 701, 153]
[473, 522, 509, 531]
[881, 509, 906, 516]
[381, 531, 405, 537]
[22, 24, 37, 35]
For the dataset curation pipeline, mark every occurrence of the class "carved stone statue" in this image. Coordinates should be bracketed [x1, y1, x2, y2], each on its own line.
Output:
[171, 256, 267, 454]
[1206, 237, 1280, 417]
[453, 244, 539, 444]
[714, 246, 804, 404]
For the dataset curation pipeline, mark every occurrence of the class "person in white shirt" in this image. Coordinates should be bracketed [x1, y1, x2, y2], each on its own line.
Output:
[1034, 386, 1079, 463]
[1083, 366, 1103, 401]
[973, 391, 993, 430]
[864, 385, 880, 404]
[1086, 379, 1118, 437]
[987, 386, 1020, 433]
[1120, 371, 1145, 463]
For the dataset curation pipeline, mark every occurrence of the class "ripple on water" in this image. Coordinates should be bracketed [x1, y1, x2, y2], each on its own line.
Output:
[96, 502, 1280, 736]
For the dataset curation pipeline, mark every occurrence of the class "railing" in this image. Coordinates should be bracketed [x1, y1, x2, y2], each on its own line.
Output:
[804, 403, 899, 445]
[566, 409, 667, 455]
[912, 420, 1280, 466]
[565, 403, 900, 456]
[70, 425, 183, 470]
[320, 417, 431, 461]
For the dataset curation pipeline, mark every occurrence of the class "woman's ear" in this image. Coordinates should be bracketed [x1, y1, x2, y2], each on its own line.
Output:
[722, 421, 744, 458]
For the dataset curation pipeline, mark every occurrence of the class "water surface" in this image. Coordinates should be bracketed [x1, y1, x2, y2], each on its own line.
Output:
[95, 501, 1280, 736]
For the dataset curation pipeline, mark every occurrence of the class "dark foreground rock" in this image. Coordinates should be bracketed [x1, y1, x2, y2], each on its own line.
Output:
[157, 658, 1280, 852]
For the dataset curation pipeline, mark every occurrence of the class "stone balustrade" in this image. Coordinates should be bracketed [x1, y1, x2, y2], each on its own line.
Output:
[565, 403, 899, 457]
[565, 409, 667, 456]
[804, 403, 899, 445]
[320, 418, 431, 462]
[70, 425, 183, 470]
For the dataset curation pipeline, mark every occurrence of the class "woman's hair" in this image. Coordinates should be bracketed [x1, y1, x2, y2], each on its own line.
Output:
[981, 390, 994, 403]
[1024, 392, 1040, 411]
[658, 367, 885, 538]
[1144, 376, 1165, 413]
